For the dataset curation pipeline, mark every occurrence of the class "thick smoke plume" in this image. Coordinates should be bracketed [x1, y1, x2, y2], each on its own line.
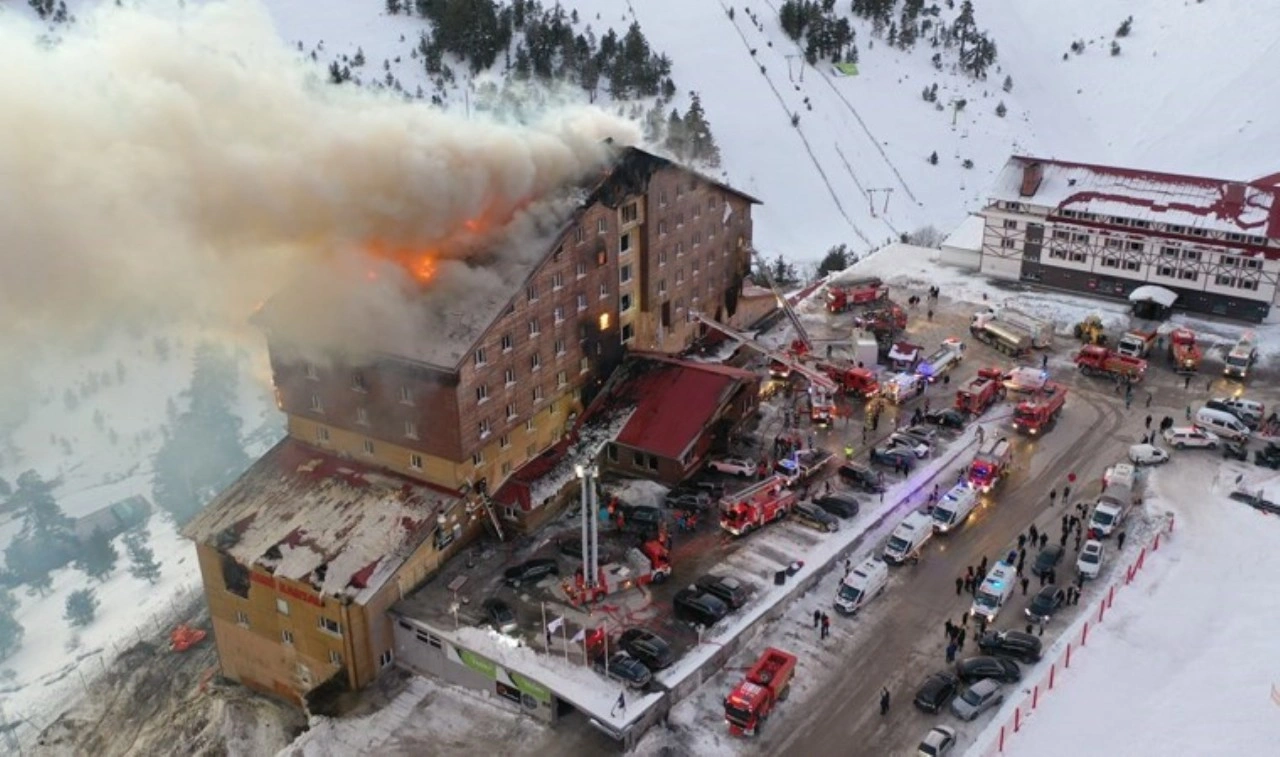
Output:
[0, 1, 640, 359]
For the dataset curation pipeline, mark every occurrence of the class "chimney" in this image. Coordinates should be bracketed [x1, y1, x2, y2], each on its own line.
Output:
[1020, 162, 1044, 197]
[1224, 182, 1245, 210]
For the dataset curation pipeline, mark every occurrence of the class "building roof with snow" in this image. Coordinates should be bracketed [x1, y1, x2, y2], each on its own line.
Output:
[182, 438, 461, 602]
[989, 156, 1280, 241]
[942, 214, 985, 251]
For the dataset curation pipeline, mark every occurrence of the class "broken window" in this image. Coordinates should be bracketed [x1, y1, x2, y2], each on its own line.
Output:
[221, 555, 250, 598]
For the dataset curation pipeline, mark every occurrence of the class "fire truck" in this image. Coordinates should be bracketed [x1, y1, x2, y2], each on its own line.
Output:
[565, 540, 672, 605]
[719, 476, 798, 537]
[955, 368, 1007, 416]
[822, 364, 879, 397]
[854, 303, 908, 336]
[825, 277, 888, 313]
[1075, 345, 1147, 382]
[967, 436, 1013, 493]
[774, 448, 835, 486]
[1011, 383, 1066, 436]
[724, 647, 797, 736]
[887, 341, 923, 372]
[1169, 328, 1201, 374]
[1116, 327, 1159, 358]
[881, 372, 924, 404]
[974, 308, 1053, 349]
[916, 338, 966, 382]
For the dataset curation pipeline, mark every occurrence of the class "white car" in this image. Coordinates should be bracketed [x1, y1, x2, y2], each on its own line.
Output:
[706, 456, 757, 477]
[889, 433, 931, 459]
[1162, 426, 1220, 450]
[1128, 444, 1170, 466]
[917, 725, 957, 757]
[1077, 540, 1104, 579]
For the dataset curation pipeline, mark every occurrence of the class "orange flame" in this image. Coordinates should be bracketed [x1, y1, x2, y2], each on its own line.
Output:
[365, 241, 438, 284]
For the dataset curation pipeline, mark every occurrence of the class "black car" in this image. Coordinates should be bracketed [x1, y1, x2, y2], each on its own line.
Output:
[557, 537, 614, 563]
[595, 652, 652, 689]
[1031, 544, 1064, 578]
[1222, 440, 1249, 461]
[793, 501, 840, 533]
[913, 672, 960, 714]
[482, 597, 518, 634]
[813, 494, 861, 519]
[504, 558, 559, 588]
[673, 587, 730, 627]
[1256, 443, 1280, 470]
[665, 489, 712, 511]
[925, 408, 969, 429]
[869, 446, 915, 470]
[837, 463, 885, 493]
[1024, 586, 1066, 623]
[977, 630, 1043, 664]
[955, 656, 1021, 684]
[617, 504, 666, 535]
[693, 574, 748, 609]
[618, 628, 675, 670]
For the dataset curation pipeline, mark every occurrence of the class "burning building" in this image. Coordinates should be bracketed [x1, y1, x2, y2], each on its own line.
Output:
[184, 144, 761, 705]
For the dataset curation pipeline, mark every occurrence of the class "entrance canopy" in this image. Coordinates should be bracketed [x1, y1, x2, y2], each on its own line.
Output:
[1129, 285, 1177, 308]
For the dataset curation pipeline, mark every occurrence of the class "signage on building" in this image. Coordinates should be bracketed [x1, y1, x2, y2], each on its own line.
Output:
[279, 581, 325, 607]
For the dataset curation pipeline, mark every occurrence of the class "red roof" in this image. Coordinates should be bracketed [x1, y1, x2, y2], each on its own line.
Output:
[613, 361, 747, 459]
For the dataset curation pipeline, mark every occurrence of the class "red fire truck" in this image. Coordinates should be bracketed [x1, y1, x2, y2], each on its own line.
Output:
[954, 367, 1007, 416]
[826, 277, 888, 313]
[1169, 328, 1202, 374]
[1075, 345, 1147, 382]
[724, 647, 798, 736]
[967, 436, 1013, 493]
[1011, 383, 1066, 436]
[822, 364, 879, 397]
[565, 540, 672, 605]
[719, 476, 798, 537]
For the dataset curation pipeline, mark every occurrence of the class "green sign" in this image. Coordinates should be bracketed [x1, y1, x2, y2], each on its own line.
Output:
[834, 62, 859, 76]
[458, 649, 497, 679]
[509, 671, 551, 705]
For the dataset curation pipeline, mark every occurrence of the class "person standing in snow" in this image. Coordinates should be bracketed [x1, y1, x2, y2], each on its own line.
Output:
[880, 687, 891, 715]
[955, 576, 964, 595]
[1117, 531, 1127, 550]
[945, 641, 957, 663]
[1021, 577, 1030, 595]
[813, 609, 822, 628]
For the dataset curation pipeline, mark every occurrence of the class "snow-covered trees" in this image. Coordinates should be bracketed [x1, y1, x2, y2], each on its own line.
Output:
[125, 530, 162, 584]
[778, 1, 856, 64]
[3, 470, 77, 583]
[1116, 16, 1133, 38]
[664, 93, 721, 167]
[818, 244, 853, 276]
[0, 591, 22, 662]
[76, 529, 120, 582]
[65, 588, 99, 628]
[995, 101, 1007, 117]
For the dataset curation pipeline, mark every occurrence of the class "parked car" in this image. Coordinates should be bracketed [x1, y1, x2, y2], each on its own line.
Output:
[1163, 426, 1220, 450]
[793, 501, 840, 533]
[913, 672, 960, 714]
[695, 574, 750, 609]
[1024, 586, 1066, 623]
[1031, 544, 1064, 578]
[949, 679, 1005, 721]
[1077, 540, 1104, 580]
[869, 445, 915, 470]
[813, 494, 861, 519]
[924, 408, 968, 429]
[899, 425, 940, 447]
[1128, 443, 1170, 466]
[617, 504, 667, 534]
[664, 490, 711, 511]
[916, 725, 958, 757]
[557, 537, 614, 563]
[595, 652, 651, 689]
[618, 628, 674, 670]
[837, 462, 886, 493]
[1256, 443, 1280, 470]
[955, 656, 1021, 684]
[483, 597, 518, 634]
[1222, 440, 1249, 461]
[504, 558, 559, 588]
[706, 456, 758, 477]
[673, 587, 730, 627]
[977, 630, 1043, 663]
[1206, 396, 1264, 428]
[888, 433, 931, 459]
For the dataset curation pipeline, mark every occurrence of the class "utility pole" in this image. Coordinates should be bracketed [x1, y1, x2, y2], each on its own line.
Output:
[785, 54, 805, 83]
[867, 188, 894, 218]
[949, 99, 965, 127]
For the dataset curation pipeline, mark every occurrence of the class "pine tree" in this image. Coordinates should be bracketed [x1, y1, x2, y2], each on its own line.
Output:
[10, 471, 73, 543]
[1111, 40, 1121, 56]
[928, 151, 939, 165]
[386, 0, 400, 14]
[664, 109, 689, 161]
[26, 571, 53, 597]
[1116, 16, 1133, 38]
[1002, 74, 1013, 92]
[76, 529, 119, 581]
[0, 591, 22, 662]
[995, 101, 1007, 117]
[682, 93, 722, 167]
[65, 588, 99, 628]
[125, 530, 161, 584]
[817, 244, 851, 276]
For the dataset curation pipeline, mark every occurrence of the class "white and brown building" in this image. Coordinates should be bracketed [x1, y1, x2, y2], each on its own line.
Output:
[979, 156, 1280, 322]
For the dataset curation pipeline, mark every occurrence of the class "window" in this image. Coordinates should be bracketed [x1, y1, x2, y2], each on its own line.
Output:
[676, 269, 685, 284]
[235, 611, 249, 627]
[1003, 219, 1018, 229]
[658, 278, 667, 295]
[410, 453, 423, 470]
[318, 617, 341, 636]
[1000, 239, 1016, 249]
[531, 352, 542, 371]
[479, 418, 492, 438]
[658, 220, 668, 235]
[599, 282, 609, 300]
[404, 420, 418, 439]
[708, 196, 718, 210]
[1167, 224, 1186, 234]
[622, 323, 635, 343]
[621, 293, 633, 312]
[304, 362, 319, 380]
[693, 203, 702, 218]
[1053, 230, 1070, 240]
[1127, 241, 1144, 252]
[473, 348, 487, 367]
[329, 650, 343, 666]
[363, 439, 375, 455]
[554, 338, 566, 356]
[1157, 265, 1175, 277]
[620, 264, 632, 283]
[282, 630, 294, 645]
[552, 272, 564, 290]
[692, 259, 701, 275]
[659, 249, 668, 266]
[622, 202, 638, 223]
[1190, 228, 1208, 237]
[676, 242, 685, 257]
[580, 356, 590, 373]
[1132, 220, 1151, 229]
[532, 385, 544, 402]
[528, 318, 541, 336]
[1049, 248, 1067, 260]
[309, 394, 324, 413]
[556, 370, 567, 388]
[659, 190, 668, 207]
[501, 461, 512, 476]
[1245, 258, 1262, 270]
[500, 434, 511, 449]
[351, 372, 367, 392]
[526, 283, 538, 302]
[500, 333, 513, 351]
[379, 650, 394, 668]
[552, 246, 563, 262]
[1069, 251, 1087, 263]
[554, 306, 565, 324]
[315, 425, 330, 442]
[620, 233, 632, 254]
[475, 384, 489, 403]
[1161, 246, 1179, 258]
[473, 450, 485, 465]
[574, 226, 584, 243]
[1072, 233, 1089, 243]
[355, 406, 369, 426]
[505, 402, 517, 420]
[399, 385, 414, 405]
[1179, 269, 1198, 281]
[1112, 217, 1129, 226]
[677, 213, 685, 227]
[597, 218, 607, 234]
[1183, 250, 1201, 261]
[1102, 257, 1119, 268]
[1123, 260, 1141, 272]
[504, 367, 515, 386]
[1239, 278, 1258, 291]
[632, 451, 645, 466]
[1103, 238, 1121, 250]
[576, 293, 587, 311]
[525, 419, 536, 433]
[575, 261, 586, 278]
[693, 231, 702, 247]
[276, 598, 290, 615]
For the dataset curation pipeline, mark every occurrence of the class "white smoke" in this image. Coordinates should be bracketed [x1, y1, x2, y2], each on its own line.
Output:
[0, 0, 641, 359]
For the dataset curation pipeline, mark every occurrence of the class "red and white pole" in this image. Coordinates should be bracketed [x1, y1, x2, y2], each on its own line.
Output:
[1032, 684, 1040, 709]
[1049, 663, 1056, 689]
[1107, 585, 1115, 608]
[1014, 706, 1022, 733]
[1082, 622, 1090, 646]
[1066, 642, 1073, 667]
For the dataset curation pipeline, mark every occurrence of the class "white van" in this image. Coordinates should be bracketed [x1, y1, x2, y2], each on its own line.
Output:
[1194, 407, 1250, 442]
[970, 561, 1018, 623]
[1103, 462, 1137, 491]
[883, 511, 934, 565]
[931, 483, 979, 533]
[834, 558, 889, 615]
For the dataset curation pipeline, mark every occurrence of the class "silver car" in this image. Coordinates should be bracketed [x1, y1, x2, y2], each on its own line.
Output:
[949, 678, 1004, 721]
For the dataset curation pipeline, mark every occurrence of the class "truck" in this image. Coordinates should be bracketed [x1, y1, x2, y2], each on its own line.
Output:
[1002, 366, 1049, 394]
[719, 476, 799, 537]
[854, 303, 908, 335]
[808, 386, 837, 426]
[1116, 327, 1159, 358]
[955, 368, 1007, 416]
[969, 314, 1034, 356]
[967, 436, 1013, 493]
[1075, 345, 1147, 382]
[1169, 328, 1202, 374]
[1011, 383, 1067, 436]
[724, 647, 797, 736]
[881, 372, 924, 404]
[565, 540, 672, 605]
[822, 364, 879, 397]
[916, 338, 966, 382]
[825, 277, 888, 313]
[774, 448, 835, 486]
[887, 341, 923, 372]
[974, 308, 1053, 349]
[1224, 331, 1258, 380]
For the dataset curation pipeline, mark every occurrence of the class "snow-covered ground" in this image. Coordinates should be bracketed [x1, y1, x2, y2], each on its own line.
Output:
[970, 459, 1280, 756]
